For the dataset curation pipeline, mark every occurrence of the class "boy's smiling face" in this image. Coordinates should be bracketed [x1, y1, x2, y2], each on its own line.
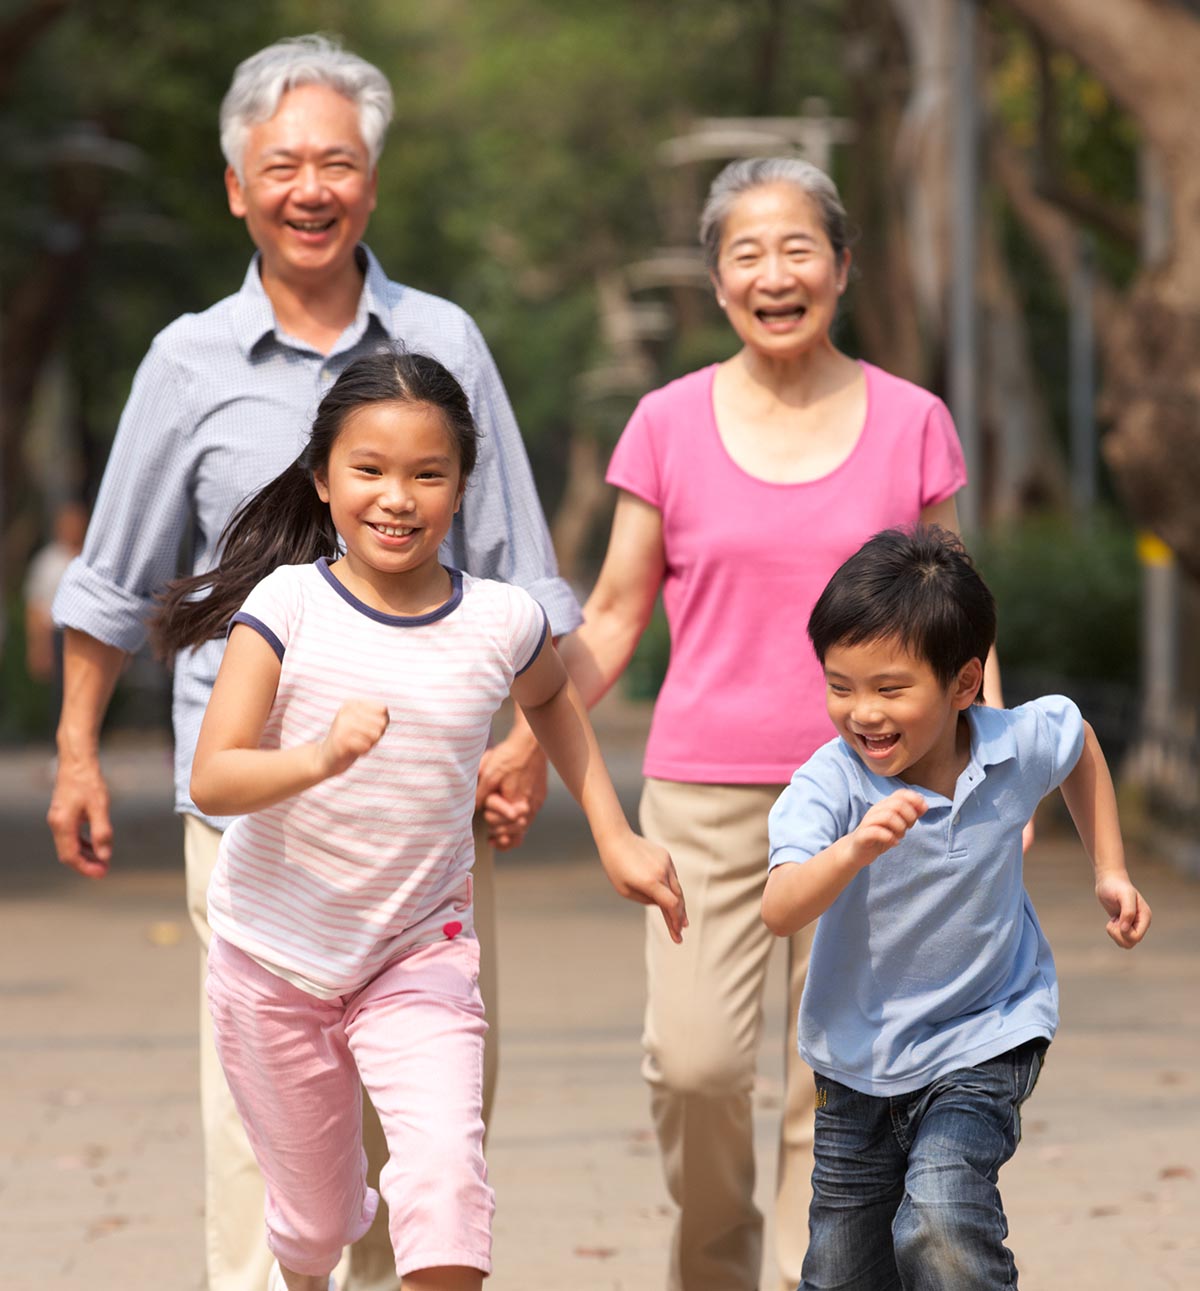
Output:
[822, 636, 983, 794]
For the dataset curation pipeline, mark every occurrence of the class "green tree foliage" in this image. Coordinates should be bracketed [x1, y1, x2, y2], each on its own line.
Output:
[3, 0, 846, 524]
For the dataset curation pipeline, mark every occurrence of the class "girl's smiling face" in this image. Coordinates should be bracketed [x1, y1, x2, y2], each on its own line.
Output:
[314, 400, 463, 610]
[822, 636, 982, 794]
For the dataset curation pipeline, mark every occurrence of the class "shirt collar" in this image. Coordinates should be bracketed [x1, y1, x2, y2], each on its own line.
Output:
[963, 703, 1019, 771]
[229, 243, 398, 356]
[841, 703, 1018, 807]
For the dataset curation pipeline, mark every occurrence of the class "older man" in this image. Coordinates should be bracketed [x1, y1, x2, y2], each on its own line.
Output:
[48, 35, 579, 1291]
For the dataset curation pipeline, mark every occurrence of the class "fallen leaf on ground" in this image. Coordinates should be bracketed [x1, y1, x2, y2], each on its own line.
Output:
[147, 920, 183, 946]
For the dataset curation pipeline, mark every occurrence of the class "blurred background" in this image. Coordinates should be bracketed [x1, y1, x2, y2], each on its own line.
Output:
[1, 0, 1197, 871]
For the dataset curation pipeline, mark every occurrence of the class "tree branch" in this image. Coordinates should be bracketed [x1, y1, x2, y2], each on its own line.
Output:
[0, 0, 71, 102]
[999, 0, 1200, 157]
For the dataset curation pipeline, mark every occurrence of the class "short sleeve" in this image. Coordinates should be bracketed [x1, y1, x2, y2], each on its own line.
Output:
[228, 567, 300, 663]
[606, 397, 662, 508]
[504, 585, 550, 677]
[920, 397, 968, 508]
[767, 745, 855, 870]
[1028, 695, 1086, 796]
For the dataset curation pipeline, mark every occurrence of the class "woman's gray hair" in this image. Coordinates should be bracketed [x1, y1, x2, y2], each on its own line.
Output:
[699, 157, 849, 271]
[219, 35, 394, 179]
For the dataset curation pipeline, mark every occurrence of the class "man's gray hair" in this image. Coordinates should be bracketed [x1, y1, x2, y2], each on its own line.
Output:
[698, 157, 850, 271]
[220, 34, 394, 179]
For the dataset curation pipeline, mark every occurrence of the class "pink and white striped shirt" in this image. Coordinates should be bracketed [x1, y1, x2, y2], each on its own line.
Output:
[206, 559, 547, 996]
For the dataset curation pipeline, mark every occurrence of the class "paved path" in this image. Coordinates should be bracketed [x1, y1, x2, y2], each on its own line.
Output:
[2, 703, 1197, 1290]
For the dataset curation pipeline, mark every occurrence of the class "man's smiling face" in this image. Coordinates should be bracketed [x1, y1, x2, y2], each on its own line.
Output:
[225, 82, 377, 289]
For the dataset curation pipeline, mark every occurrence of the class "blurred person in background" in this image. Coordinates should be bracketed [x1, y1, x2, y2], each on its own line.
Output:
[24, 499, 88, 704]
[556, 157, 1008, 1291]
[47, 34, 579, 1291]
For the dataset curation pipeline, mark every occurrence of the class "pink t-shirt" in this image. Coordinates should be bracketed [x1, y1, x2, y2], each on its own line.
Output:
[606, 361, 966, 784]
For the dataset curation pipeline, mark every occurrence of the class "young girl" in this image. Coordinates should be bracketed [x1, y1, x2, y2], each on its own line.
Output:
[152, 349, 687, 1291]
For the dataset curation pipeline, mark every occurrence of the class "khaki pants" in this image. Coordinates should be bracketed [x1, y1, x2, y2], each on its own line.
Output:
[640, 779, 814, 1291]
[185, 815, 500, 1291]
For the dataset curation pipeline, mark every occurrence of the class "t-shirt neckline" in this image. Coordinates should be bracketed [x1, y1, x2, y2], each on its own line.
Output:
[315, 556, 463, 626]
[706, 359, 873, 489]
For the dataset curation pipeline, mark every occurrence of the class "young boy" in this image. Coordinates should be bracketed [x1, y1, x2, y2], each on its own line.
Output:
[761, 524, 1151, 1291]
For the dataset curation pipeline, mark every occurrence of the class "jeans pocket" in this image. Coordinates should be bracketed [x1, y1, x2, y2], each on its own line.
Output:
[1013, 1039, 1048, 1144]
[1018, 1039, 1048, 1104]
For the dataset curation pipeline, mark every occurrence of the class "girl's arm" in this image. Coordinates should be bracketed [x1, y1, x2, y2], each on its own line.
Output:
[190, 625, 388, 817]
[481, 491, 665, 849]
[510, 633, 687, 943]
[761, 789, 927, 936]
[1058, 720, 1151, 949]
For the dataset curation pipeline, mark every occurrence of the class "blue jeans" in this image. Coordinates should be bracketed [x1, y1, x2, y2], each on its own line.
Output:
[798, 1040, 1047, 1291]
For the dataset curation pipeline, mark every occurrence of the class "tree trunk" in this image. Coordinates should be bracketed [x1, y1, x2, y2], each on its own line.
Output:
[999, 0, 1200, 573]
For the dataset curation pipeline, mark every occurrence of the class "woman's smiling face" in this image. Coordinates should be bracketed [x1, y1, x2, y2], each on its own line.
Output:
[712, 181, 849, 361]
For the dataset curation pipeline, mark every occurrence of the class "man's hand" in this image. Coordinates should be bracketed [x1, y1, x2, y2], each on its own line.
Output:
[476, 727, 548, 850]
[47, 750, 114, 879]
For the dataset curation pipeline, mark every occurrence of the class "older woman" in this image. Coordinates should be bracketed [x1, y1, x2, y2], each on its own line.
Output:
[560, 157, 1000, 1291]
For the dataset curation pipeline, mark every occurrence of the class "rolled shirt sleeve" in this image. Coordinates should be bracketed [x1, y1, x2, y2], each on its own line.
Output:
[52, 341, 196, 653]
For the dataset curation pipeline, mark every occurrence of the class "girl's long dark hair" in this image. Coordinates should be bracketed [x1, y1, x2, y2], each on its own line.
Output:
[150, 348, 479, 657]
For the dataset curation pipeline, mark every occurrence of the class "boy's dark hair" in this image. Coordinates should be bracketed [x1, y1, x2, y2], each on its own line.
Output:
[808, 525, 996, 699]
[150, 348, 479, 656]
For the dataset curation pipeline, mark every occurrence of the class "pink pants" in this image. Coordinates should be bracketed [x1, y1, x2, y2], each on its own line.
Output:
[206, 933, 494, 1279]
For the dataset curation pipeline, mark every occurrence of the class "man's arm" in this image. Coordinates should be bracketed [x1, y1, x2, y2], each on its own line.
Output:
[47, 631, 129, 877]
[48, 340, 196, 874]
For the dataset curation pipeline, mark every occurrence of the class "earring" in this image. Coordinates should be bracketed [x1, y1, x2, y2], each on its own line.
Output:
[716, 296, 727, 308]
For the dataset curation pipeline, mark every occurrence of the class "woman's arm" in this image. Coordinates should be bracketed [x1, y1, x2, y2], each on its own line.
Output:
[510, 634, 687, 942]
[1058, 720, 1151, 949]
[555, 491, 667, 707]
[190, 625, 388, 817]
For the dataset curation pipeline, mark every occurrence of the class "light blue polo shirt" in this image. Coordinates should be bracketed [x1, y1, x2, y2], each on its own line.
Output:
[768, 695, 1085, 1097]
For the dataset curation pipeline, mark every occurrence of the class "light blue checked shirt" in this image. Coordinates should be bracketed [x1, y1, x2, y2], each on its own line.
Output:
[54, 245, 581, 825]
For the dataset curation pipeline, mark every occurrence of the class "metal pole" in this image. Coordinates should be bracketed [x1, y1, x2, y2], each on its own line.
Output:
[1136, 145, 1177, 745]
[1068, 232, 1096, 524]
[949, 0, 981, 534]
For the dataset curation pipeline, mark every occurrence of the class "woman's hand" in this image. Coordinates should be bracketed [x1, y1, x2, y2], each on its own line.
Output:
[318, 700, 390, 779]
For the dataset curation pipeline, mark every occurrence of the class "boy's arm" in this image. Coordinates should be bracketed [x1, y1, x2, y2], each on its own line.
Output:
[1058, 720, 1151, 949]
[190, 625, 388, 817]
[510, 635, 686, 943]
[762, 789, 927, 936]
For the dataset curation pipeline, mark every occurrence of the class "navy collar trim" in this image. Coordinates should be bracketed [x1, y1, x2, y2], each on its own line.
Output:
[315, 557, 463, 626]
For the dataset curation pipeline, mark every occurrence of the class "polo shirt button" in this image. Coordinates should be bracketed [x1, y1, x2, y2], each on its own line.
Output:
[443, 921, 463, 939]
